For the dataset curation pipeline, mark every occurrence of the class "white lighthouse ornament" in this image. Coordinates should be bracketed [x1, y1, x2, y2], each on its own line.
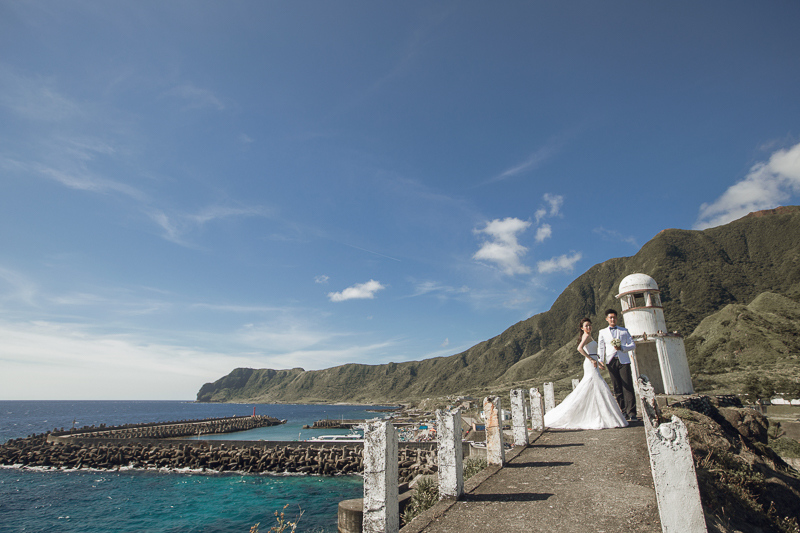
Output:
[616, 273, 694, 395]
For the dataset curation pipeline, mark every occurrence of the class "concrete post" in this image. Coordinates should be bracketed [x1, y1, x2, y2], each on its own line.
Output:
[362, 420, 399, 533]
[543, 382, 555, 412]
[529, 388, 544, 431]
[436, 407, 464, 500]
[571, 378, 580, 390]
[509, 389, 528, 447]
[483, 396, 505, 466]
[638, 379, 707, 533]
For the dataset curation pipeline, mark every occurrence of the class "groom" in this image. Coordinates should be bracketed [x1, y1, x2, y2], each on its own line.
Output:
[597, 308, 637, 421]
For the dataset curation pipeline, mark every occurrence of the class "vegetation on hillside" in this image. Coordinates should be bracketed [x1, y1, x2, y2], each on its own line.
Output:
[687, 292, 800, 397]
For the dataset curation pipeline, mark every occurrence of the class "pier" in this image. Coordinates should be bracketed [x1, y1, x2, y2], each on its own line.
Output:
[403, 424, 660, 532]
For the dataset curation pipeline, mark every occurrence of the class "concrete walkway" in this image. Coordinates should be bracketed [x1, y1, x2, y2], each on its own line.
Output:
[404, 423, 661, 533]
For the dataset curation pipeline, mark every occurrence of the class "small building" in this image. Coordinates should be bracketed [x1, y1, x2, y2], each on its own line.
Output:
[616, 273, 694, 395]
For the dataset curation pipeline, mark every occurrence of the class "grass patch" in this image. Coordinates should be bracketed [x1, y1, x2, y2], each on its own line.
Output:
[464, 457, 487, 480]
[401, 477, 439, 526]
[770, 436, 800, 459]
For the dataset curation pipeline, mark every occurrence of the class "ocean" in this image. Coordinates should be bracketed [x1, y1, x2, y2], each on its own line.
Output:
[0, 401, 388, 532]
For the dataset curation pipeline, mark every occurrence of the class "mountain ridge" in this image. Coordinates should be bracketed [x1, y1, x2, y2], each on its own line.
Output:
[197, 206, 800, 403]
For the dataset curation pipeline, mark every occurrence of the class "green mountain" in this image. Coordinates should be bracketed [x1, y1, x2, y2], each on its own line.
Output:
[686, 291, 800, 395]
[197, 206, 800, 403]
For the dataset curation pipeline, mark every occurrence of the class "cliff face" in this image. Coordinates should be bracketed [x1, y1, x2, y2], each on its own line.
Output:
[197, 206, 800, 403]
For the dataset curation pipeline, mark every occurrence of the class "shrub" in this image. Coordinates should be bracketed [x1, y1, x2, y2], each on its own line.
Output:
[401, 477, 439, 526]
[464, 457, 487, 480]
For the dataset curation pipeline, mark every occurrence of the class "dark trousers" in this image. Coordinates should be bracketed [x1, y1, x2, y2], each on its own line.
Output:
[607, 358, 636, 417]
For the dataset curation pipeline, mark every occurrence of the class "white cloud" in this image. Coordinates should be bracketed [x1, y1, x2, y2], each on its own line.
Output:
[0, 319, 256, 400]
[254, 340, 399, 371]
[236, 321, 330, 353]
[328, 279, 386, 302]
[0, 311, 409, 399]
[535, 224, 552, 243]
[537, 252, 582, 274]
[490, 146, 558, 183]
[407, 281, 469, 299]
[441, 338, 449, 348]
[487, 135, 566, 184]
[314, 275, 330, 284]
[535, 193, 564, 223]
[694, 142, 800, 229]
[191, 303, 283, 313]
[0, 66, 80, 121]
[148, 205, 271, 247]
[473, 217, 532, 275]
[0, 266, 38, 306]
[1, 143, 144, 200]
[188, 205, 271, 225]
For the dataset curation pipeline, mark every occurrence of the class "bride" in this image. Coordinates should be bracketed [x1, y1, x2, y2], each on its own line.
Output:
[543, 318, 628, 430]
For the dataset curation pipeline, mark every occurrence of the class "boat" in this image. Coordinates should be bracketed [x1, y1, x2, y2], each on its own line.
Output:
[305, 432, 363, 443]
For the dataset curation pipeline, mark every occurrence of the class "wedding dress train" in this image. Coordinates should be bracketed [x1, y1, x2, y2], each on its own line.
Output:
[543, 340, 628, 430]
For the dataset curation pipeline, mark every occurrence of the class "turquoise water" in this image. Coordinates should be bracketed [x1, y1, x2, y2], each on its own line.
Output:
[0, 401, 379, 532]
[0, 469, 362, 532]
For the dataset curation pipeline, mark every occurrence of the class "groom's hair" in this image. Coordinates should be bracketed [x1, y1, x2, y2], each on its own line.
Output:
[604, 308, 618, 317]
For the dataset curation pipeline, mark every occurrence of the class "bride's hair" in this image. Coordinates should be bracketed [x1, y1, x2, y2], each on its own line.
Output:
[579, 318, 591, 331]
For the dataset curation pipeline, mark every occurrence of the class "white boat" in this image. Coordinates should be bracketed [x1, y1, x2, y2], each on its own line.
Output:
[305, 433, 363, 443]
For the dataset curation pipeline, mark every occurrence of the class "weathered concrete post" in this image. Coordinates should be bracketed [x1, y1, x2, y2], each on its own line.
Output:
[529, 387, 544, 431]
[571, 378, 580, 390]
[543, 382, 555, 412]
[362, 419, 399, 533]
[509, 389, 528, 447]
[638, 378, 707, 533]
[436, 407, 463, 500]
[483, 396, 505, 466]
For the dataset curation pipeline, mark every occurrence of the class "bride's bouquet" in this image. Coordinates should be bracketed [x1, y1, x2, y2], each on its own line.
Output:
[610, 338, 622, 350]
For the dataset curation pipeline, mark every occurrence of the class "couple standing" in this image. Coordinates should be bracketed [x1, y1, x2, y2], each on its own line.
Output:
[543, 309, 637, 430]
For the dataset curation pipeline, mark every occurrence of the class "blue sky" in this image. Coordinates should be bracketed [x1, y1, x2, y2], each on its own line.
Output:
[2, 1, 799, 400]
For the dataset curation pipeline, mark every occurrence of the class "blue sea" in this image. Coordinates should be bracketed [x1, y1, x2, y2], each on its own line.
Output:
[0, 401, 389, 532]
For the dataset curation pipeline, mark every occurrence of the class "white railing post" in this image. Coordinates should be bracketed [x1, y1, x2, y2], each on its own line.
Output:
[639, 379, 707, 533]
[436, 407, 464, 499]
[483, 396, 506, 466]
[529, 388, 544, 431]
[543, 382, 555, 412]
[510, 389, 528, 446]
[362, 420, 399, 533]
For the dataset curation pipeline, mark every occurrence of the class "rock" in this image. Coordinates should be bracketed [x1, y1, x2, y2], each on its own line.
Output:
[718, 407, 769, 444]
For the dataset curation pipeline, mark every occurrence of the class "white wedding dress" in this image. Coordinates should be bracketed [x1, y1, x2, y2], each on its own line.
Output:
[543, 340, 628, 430]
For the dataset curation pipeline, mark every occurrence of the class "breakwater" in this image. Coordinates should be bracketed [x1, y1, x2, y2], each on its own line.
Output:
[1, 435, 438, 480]
[1, 415, 441, 480]
[307, 418, 364, 429]
[46, 414, 284, 440]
